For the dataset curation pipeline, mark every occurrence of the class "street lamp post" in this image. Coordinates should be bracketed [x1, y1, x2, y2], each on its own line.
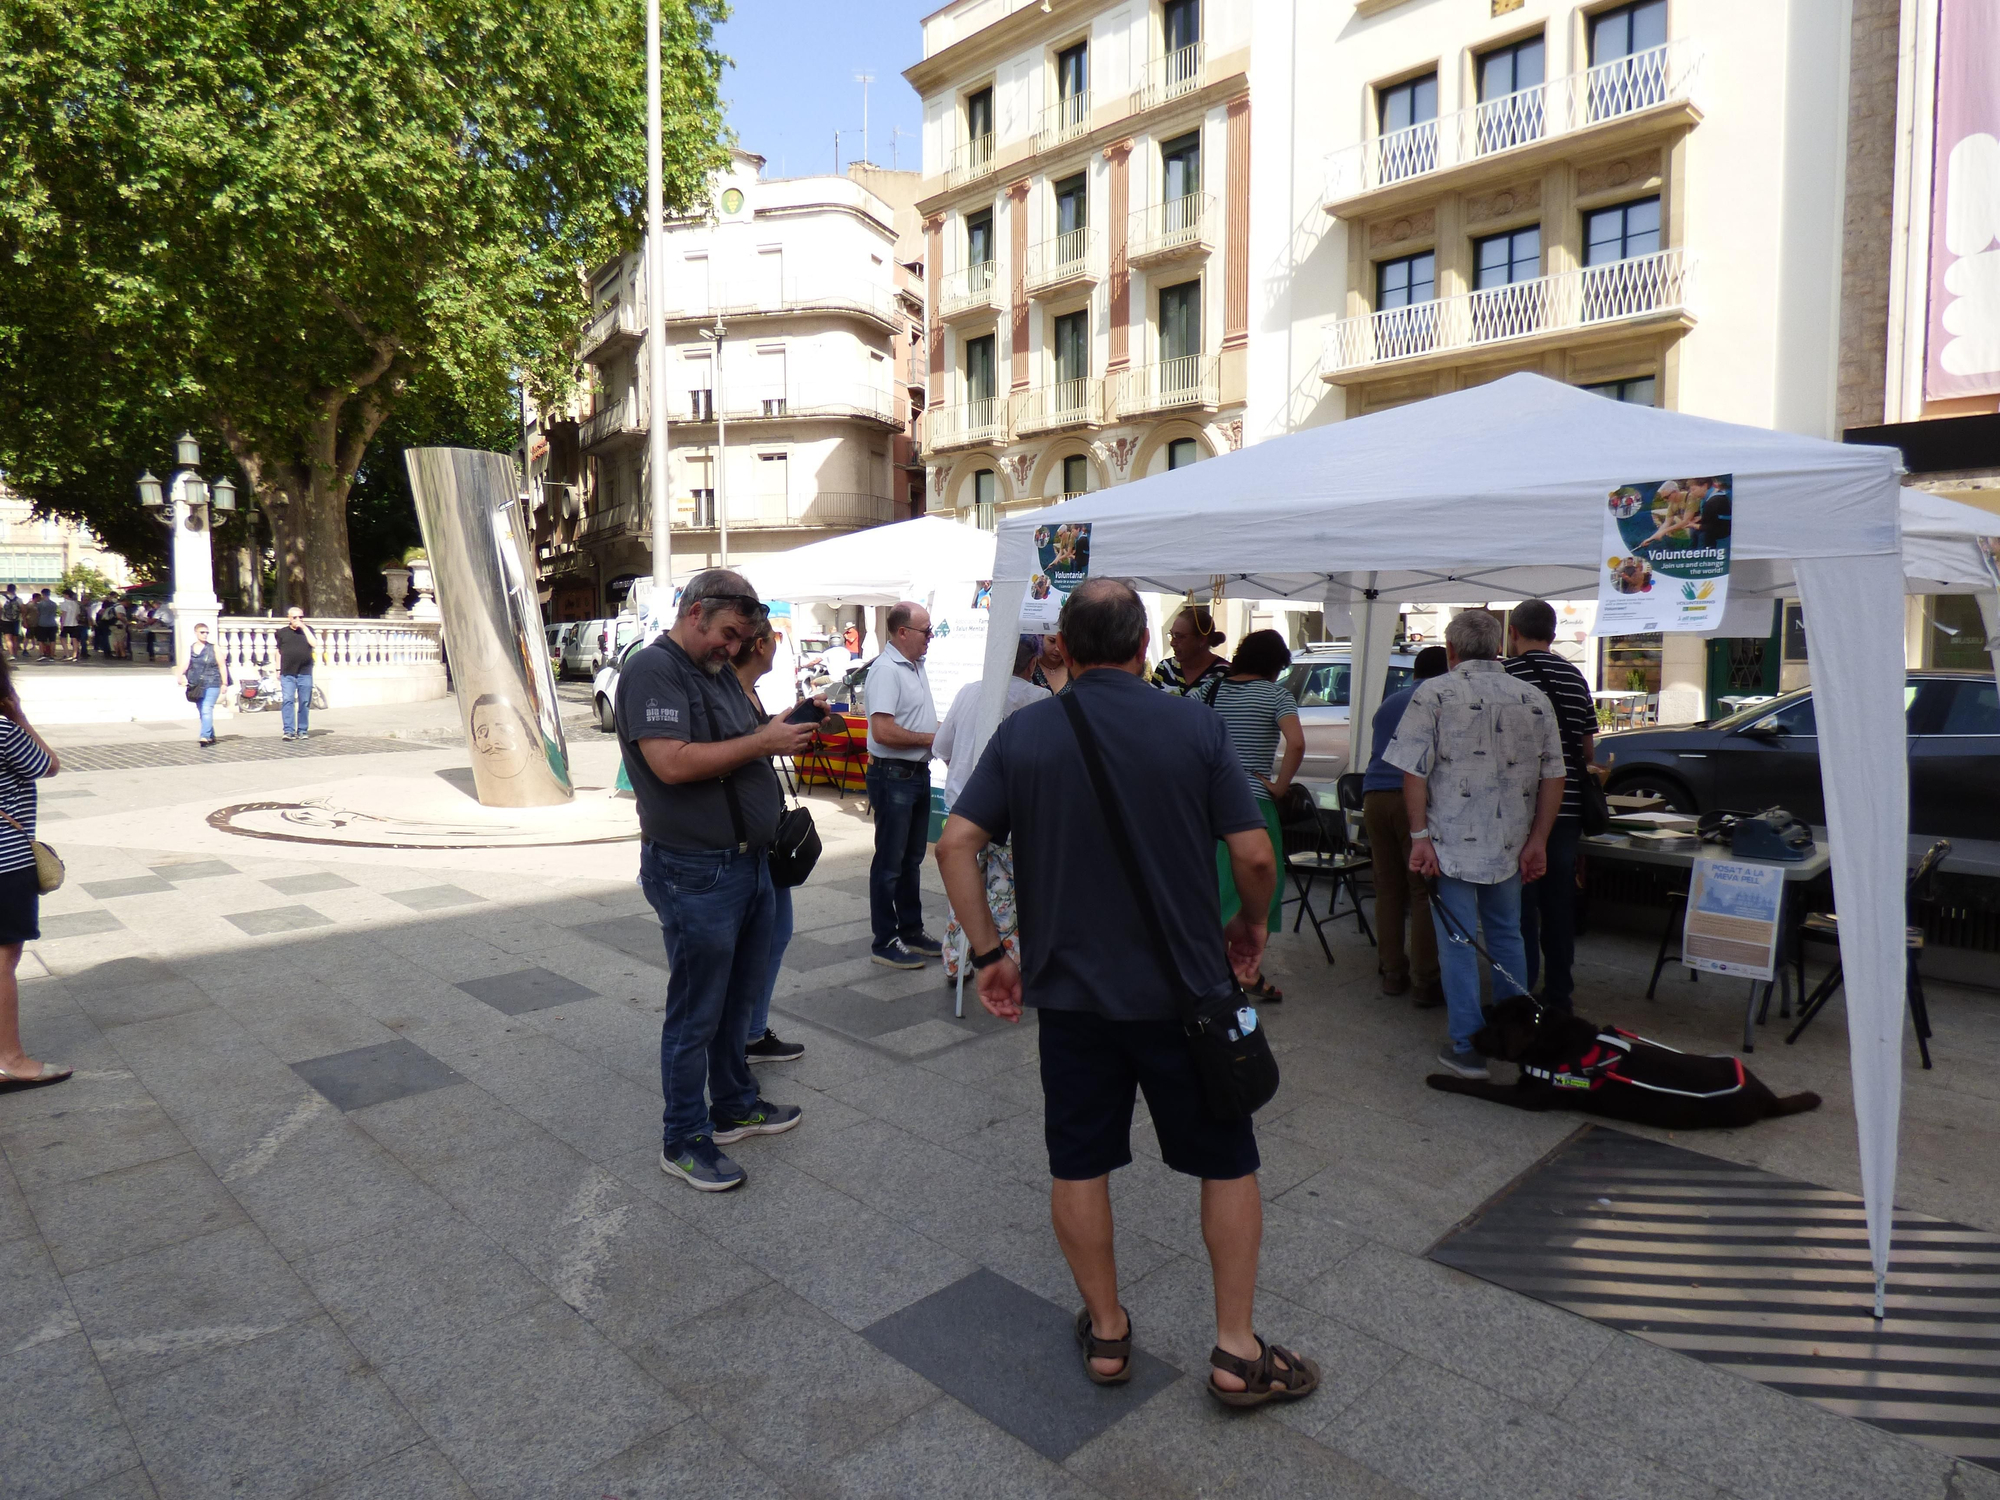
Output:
[645, 0, 674, 605]
[137, 432, 235, 665]
[700, 318, 729, 566]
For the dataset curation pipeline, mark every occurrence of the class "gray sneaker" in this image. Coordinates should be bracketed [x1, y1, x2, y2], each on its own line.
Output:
[1436, 1047, 1490, 1081]
[659, 1135, 746, 1191]
[712, 1099, 802, 1144]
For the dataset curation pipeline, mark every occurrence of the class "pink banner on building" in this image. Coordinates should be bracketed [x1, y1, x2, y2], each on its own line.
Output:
[1927, 0, 2000, 401]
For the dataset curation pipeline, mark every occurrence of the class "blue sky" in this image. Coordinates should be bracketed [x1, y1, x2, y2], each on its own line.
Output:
[714, 1, 933, 180]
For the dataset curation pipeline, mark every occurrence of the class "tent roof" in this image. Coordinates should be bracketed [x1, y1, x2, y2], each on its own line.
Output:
[993, 374, 1904, 603]
[738, 516, 996, 607]
[1900, 487, 2000, 595]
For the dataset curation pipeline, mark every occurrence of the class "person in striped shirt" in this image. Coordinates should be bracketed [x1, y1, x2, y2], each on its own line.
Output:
[1504, 600, 1598, 1015]
[0, 652, 66, 1093]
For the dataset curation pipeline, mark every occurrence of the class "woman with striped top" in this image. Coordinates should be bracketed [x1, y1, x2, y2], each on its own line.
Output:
[1200, 630, 1304, 1002]
[0, 652, 66, 1092]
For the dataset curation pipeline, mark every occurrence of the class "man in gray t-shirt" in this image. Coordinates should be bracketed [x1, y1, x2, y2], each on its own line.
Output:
[614, 569, 814, 1193]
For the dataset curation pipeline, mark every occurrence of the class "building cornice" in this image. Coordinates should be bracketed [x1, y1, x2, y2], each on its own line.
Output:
[905, 0, 1107, 97]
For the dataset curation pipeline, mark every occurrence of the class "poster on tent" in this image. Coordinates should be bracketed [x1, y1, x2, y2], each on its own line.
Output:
[1597, 473, 1733, 633]
[1681, 856, 1785, 980]
[1019, 522, 1091, 629]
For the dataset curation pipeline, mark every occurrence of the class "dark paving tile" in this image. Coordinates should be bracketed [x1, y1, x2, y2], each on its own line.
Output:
[81, 876, 174, 899]
[293, 1038, 465, 1113]
[825, 1396, 1102, 1500]
[379, 1298, 682, 1500]
[457, 966, 600, 1017]
[119, 1316, 422, 1499]
[264, 871, 357, 896]
[775, 985, 970, 1042]
[862, 1268, 1178, 1462]
[38, 909, 124, 940]
[226, 904, 336, 936]
[571, 913, 668, 969]
[28, 1151, 248, 1275]
[149, 859, 236, 882]
[65, 1222, 319, 1387]
[42, 787, 100, 800]
[0, 1333, 142, 1500]
[386, 885, 484, 913]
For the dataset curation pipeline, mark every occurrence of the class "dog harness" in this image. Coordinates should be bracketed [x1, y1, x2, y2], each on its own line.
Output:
[1521, 1028, 1749, 1099]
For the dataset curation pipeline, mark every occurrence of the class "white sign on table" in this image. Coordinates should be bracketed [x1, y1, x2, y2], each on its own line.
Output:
[1682, 857, 1786, 980]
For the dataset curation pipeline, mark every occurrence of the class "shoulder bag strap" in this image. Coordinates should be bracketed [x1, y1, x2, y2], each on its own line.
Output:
[685, 674, 751, 850]
[1517, 655, 1582, 775]
[1058, 692, 1202, 1028]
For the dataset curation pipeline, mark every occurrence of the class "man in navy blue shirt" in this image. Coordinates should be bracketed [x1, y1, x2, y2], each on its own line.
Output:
[937, 578, 1320, 1408]
[1361, 645, 1447, 1007]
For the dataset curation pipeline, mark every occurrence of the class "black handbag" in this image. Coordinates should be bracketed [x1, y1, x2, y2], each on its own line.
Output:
[1059, 692, 1279, 1122]
[768, 800, 821, 888]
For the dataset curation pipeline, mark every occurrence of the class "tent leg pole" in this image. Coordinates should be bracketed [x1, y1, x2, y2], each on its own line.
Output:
[1874, 1271, 1886, 1320]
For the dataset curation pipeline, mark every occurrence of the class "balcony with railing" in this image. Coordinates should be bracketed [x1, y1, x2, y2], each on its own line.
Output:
[668, 383, 903, 429]
[938, 261, 1000, 321]
[947, 134, 997, 189]
[1034, 91, 1093, 152]
[1132, 43, 1206, 114]
[1016, 377, 1105, 435]
[579, 300, 644, 366]
[664, 278, 903, 332]
[1324, 40, 1703, 214]
[1319, 248, 1694, 383]
[1116, 355, 1220, 416]
[927, 396, 1010, 451]
[580, 392, 648, 454]
[1128, 194, 1215, 268]
[574, 491, 896, 541]
[1024, 229, 1102, 297]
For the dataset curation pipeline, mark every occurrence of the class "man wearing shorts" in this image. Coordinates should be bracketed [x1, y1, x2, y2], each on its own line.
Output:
[936, 578, 1320, 1408]
[33, 593, 58, 660]
[0, 587, 20, 658]
[57, 591, 82, 661]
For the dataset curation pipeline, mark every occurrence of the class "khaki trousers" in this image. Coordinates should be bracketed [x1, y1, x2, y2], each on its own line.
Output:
[1363, 789, 1439, 990]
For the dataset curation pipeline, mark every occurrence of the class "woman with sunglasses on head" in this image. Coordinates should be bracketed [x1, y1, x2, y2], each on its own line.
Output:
[177, 620, 232, 746]
[0, 650, 66, 1093]
[1151, 605, 1231, 698]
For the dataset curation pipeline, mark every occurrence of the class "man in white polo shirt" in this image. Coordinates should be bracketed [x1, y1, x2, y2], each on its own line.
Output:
[864, 601, 941, 968]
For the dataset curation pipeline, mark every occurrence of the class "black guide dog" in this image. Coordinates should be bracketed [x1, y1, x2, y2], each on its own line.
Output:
[1427, 996, 1822, 1130]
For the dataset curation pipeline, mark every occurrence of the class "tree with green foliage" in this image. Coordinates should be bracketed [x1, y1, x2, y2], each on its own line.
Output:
[58, 562, 118, 599]
[0, 0, 729, 616]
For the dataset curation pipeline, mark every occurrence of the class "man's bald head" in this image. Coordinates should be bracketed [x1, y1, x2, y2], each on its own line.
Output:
[1058, 578, 1147, 668]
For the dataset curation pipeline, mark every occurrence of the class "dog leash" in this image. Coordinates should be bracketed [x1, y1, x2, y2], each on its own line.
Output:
[1422, 875, 1539, 1009]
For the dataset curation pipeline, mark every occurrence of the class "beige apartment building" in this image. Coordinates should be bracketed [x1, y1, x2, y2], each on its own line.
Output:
[908, 0, 1254, 526]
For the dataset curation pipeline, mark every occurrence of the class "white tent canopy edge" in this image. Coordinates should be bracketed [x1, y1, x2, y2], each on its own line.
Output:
[969, 374, 1910, 1310]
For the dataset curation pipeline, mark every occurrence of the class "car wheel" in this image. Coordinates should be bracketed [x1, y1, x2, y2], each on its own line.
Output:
[597, 695, 616, 733]
[1607, 770, 1696, 814]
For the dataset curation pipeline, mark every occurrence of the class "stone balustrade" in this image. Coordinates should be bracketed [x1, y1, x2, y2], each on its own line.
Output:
[215, 616, 448, 706]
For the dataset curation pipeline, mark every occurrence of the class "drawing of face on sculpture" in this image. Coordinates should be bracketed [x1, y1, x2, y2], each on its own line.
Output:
[469, 694, 534, 779]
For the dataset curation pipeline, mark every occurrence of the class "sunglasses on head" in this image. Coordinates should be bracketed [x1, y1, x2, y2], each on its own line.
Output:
[697, 592, 769, 622]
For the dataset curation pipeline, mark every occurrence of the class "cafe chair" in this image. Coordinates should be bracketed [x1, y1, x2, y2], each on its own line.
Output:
[1783, 839, 1948, 1069]
[1279, 798, 1374, 965]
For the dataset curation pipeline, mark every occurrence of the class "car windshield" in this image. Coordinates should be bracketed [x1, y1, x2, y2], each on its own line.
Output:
[1711, 690, 1809, 730]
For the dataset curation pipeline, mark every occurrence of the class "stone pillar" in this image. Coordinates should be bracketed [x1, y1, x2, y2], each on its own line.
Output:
[1008, 177, 1032, 390]
[1105, 139, 1135, 374]
[1658, 634, 1706, 724]
[169, 469, 221, 667]
[924, 215, 945, 407]
[1224, 93, 1251, 351]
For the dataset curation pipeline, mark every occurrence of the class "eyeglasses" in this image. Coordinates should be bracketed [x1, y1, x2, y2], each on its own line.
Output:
[898, 624, 934, 639]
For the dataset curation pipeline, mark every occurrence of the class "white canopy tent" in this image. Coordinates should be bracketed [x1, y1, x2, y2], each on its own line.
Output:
[972, 373, 1914, 1308]
[735, 515, 996, 607]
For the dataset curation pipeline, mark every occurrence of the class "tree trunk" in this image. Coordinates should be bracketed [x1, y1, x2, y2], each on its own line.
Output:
[299, 469, 360, 616]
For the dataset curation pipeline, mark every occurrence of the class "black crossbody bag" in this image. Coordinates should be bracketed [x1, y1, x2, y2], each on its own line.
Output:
[690, 684, 822, 888]
[1059, 693, 1279, 1122]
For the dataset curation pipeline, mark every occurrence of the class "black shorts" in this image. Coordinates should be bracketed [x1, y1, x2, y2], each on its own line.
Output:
[0, 864, 40, 945]
[1036, 1006, 1260, 1182]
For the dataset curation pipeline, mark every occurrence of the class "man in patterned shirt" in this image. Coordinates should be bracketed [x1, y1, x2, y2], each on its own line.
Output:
[1385, 609, 1565, 1080]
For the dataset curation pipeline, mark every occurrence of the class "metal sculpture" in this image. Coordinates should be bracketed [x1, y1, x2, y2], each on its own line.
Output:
[404, 448, 573, 807]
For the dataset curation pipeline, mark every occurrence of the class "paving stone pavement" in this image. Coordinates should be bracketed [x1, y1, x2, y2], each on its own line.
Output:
[6, 731, 2000, 1499]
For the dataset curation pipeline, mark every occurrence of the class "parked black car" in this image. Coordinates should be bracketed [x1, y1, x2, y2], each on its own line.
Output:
[1594, 670, 2000, 841]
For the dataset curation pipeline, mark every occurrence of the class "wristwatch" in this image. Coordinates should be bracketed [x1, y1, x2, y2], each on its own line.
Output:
[971, 944, 1008, 970]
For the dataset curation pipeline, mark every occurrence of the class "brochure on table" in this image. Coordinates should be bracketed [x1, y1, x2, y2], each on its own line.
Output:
[1681, 856, 1785, 980]
[1598, 473, 1734, 633]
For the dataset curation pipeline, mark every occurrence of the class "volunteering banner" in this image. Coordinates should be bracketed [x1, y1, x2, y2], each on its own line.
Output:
[1020, 521, 1090, 629]
[1597, 473, 1732, 633]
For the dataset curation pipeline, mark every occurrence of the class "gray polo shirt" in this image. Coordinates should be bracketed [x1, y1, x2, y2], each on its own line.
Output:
[864, 642, 937, 761]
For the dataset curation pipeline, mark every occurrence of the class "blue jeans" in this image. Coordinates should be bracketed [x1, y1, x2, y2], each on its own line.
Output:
[640, 841, 774, 1146]
[281, 672, 312, 736]
[1430, 873, 1530, 1054]
[751, 881, 793, 1039]
[196, 684, 221, 740]
[1520, 818, 1582, 1011]
[865, 760, 931, 948]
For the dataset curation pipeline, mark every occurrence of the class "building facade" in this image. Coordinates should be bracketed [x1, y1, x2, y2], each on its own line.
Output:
[908, 0, 1254, 526]
[0, 483, 131, 595]
[547, 151, 923, 616]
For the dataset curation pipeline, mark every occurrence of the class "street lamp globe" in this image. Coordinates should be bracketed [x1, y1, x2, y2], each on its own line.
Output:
[137, 471, 165, 508]
[211, 476, 237, 512]
[174, 432, 201, 468]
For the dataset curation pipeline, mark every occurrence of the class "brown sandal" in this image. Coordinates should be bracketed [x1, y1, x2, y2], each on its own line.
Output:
[1207, 1337, 1320, 1407]
[1074, 1306, 1133, 1386]
[1246, 974, 1285, 1004]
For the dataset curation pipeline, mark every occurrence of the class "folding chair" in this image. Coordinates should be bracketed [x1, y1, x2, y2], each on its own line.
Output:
[1280, 801, 1374, 964]
[1335, 772, 1370, 858]
[797, 715, 860, 802]
[1784, 839, 1947, 1069]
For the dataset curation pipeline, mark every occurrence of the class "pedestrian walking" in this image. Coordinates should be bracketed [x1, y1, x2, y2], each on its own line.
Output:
[177, 621, 230, 746]
[1504, 600, 1598, 1016]
[33, 592, 58, 660]
[1385, 609, 1566, 1079]
[1360, 645, 1448, 1007]
[936, 579, 1319, 1406]
[863, 600, 942, 970]
[615, 568, 814, 1192]
[275, 608, 319, 741]
[0, 586, 19, 659]
[730, 614, 808, 1068]
[0, 652, 68, 1095]
[1150, 604, 1230, 697]
[91, 599, 113, 659]
[1199, 630, 1303, 1004]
